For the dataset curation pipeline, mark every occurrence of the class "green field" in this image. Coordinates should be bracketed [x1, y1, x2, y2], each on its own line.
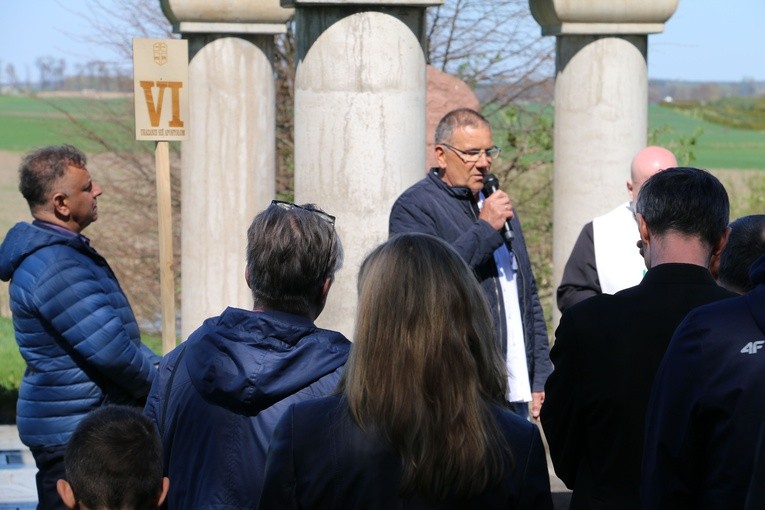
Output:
[649, 103, 765, 170]
[0, 94, 762, 170]
[487, 100, 764, 172]
[0, 94, 138, 152]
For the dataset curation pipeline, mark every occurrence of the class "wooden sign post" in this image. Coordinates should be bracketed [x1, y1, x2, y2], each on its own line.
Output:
[133, 38, 189, 354]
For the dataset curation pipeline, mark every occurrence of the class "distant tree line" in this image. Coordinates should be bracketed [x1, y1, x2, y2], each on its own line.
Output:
[649, 78, 765, 103]
[0, 56, 131, 93]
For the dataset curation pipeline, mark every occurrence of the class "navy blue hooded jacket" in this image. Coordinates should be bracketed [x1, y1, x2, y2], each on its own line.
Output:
[389, 170, 551, 392]
[144, 307, 351, 510]
[642, 254, 765, 509]
[0, 221, 157, 447]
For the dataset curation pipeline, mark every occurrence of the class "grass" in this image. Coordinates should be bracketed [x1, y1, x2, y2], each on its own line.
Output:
[0, 115, 101, 152]
[0, 94, 762, 170]
[0, 94, 140, 152]
[0, 316, 22, 423]
[0, 95, 131, 118]
[662, 97, 765, 131]
[0, 315, 163, 424]
[649, 103, 765, 170]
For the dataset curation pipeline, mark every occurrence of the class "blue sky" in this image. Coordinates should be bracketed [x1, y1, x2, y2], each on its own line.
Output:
[1, 0, 764, 83]
[650, 0, 765, 82]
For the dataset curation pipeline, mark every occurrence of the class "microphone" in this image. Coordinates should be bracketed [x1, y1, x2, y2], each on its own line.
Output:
[483, 174, 515, 244]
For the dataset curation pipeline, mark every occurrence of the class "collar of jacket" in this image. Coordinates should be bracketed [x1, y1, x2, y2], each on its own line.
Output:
[0, 221, 103, 281]
[641, 263, 717, 287]
[427, 168, 476, 201]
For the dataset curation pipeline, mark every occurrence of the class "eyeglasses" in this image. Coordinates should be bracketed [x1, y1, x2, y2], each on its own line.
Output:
[441, 143, 501, 163]
[270, 200, 336, 226]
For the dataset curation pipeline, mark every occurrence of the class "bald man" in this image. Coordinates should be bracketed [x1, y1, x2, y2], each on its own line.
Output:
[556, 146, 677, 312]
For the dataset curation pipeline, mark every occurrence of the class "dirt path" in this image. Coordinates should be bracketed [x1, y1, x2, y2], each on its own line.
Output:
[0, 151, 28, 234]
[0, 151, 26, 316]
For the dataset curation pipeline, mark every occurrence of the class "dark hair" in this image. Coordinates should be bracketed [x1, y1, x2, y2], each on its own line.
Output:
[19, 144, 87, 209]
[634, 167, 729, 249]
[246, 202, 342, 315]
[341, 233, 509, 502]
[718, 214, 765, 293]
[434, 108, 491, 145]
[64, 406, 163, 510]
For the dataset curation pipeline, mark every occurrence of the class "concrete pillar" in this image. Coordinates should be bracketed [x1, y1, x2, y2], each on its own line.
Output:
[285, 0, 441, 339]
[529, 0, 679, 316]
[160, 1, 293, 338]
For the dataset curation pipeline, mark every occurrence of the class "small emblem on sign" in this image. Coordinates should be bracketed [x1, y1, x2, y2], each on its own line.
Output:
[153, 42, 168, 66]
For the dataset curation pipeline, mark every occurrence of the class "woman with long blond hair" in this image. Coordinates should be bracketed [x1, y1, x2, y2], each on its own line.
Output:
[258, 233, 552, 509]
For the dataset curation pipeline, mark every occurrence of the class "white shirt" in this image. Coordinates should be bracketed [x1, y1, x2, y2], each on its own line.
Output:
[479, 194, 532, 403]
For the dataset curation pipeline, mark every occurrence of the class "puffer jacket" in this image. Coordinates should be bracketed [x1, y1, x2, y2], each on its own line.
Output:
[389, 170, 552, 392]
[0, 221, 157, 447]
[144, 307, 351, 509]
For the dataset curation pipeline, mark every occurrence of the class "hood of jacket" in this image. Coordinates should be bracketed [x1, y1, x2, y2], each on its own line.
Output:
[0, 222, 82, 281]
[184, 307, 351, 414]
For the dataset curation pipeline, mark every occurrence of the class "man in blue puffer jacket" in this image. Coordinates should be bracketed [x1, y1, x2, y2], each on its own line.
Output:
[144, 201, 351, 509]
[0, 145, 158, 509]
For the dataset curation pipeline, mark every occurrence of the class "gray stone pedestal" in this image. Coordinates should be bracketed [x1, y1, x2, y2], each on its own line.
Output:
[529, 0, 679, 318]
[161, 1, 293, 338]
[285, 0, 440, 339]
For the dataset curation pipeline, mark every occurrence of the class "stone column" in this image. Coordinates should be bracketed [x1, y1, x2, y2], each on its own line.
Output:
[285, 0, 441, 339]
[529, 0, 679, 316]
[160, 1, 293, 338]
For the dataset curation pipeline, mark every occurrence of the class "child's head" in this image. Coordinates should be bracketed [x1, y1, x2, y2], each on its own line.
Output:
[57, 405, 168, 510]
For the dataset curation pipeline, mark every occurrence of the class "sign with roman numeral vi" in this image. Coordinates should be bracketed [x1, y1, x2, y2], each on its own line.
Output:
[133, 38, 189, 141]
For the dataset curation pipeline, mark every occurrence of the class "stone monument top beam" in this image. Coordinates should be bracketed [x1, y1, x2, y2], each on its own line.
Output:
[161, 0, 294, 34]
[530, 0, 680, 35]
[282, 0, 441, 6]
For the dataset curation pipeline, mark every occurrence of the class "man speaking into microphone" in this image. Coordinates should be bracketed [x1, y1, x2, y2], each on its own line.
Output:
[389, 108, 551, 419]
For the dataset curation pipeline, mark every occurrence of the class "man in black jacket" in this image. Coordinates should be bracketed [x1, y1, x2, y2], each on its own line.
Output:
[389, 108, 551, 419]
[541, 167, 736, 509]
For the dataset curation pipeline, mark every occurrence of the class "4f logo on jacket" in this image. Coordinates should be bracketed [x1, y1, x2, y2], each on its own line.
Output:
[740, 341, 765, 354]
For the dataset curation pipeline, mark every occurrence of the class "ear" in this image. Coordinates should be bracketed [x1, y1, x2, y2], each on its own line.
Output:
[52, 191, 70, 217]
[709, 251, 721, 280]
[56, 479, 77, 509]
[321, 276, 332, 300]
[712, 226, 731, 258]
[708, 227, 730, 279]
[636, 213, 650, 244]
[309, 277, 333, 321]
[434, 145, 448, 169]
[636, 213, 651, 268]
[244, 268, 251, 289]
[157, 477, 170, 507]
[626, 179, 635, 201]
